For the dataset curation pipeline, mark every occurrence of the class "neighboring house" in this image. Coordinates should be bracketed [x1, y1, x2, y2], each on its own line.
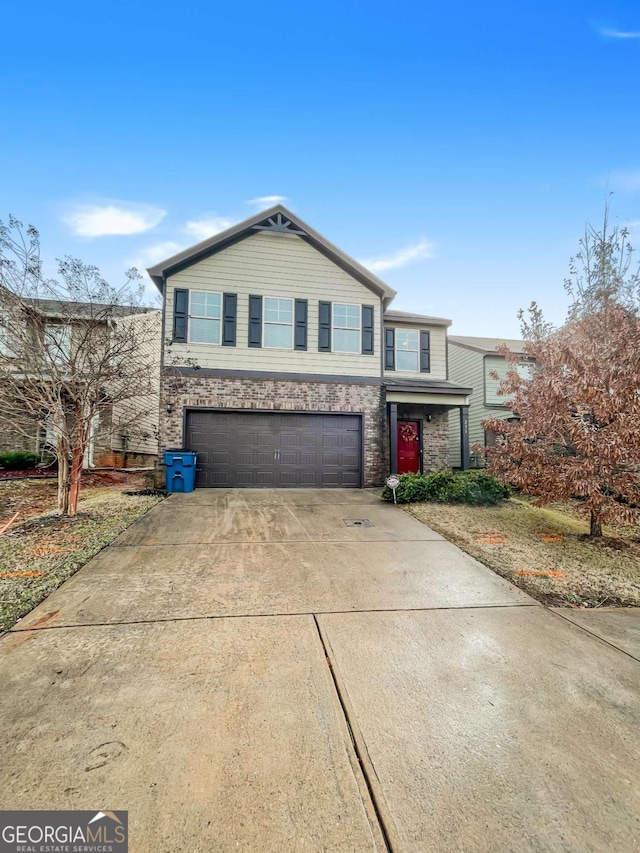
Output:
[447, 335, 532, 468]
[107, 310, 162, 467]
[0, 298, 161, 467]
[148, 205, 472, 489]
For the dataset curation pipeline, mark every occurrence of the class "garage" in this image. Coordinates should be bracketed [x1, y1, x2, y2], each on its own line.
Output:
[185, 410, 363, 488]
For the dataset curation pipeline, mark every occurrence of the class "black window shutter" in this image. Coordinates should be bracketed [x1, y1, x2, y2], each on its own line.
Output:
[222, 293, 237, 346]
[173, 288, 188, 342]
[384, 327, 395, 370]
[318, 301, 331, 352]
[361, 305, 374, 355]
[248, 295, 262, 347]
[294, 299, 308, 351]
[420, 330, 431, 372]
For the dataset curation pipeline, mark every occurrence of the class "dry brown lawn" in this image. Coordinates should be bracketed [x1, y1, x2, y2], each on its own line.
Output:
[0, 473, 164, 630]
[406, 498, 640, 608]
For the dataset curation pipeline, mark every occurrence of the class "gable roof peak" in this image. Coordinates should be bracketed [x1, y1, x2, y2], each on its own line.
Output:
[250, 207, 307, 235]
[147, 204, 397, 302]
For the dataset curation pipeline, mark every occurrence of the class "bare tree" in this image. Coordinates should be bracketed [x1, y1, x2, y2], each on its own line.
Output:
[483, 210, 640, 536]
[0, 216, 159, 515]
[565, 203, 640, 319]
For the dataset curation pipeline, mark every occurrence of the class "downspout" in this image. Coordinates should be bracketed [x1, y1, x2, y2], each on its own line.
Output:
[83, 413, 98, 468]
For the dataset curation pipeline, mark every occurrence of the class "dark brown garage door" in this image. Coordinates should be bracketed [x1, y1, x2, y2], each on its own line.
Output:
[185, 411, 363, 488]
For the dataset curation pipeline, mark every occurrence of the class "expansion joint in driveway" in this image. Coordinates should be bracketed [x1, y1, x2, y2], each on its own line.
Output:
[9, 602, 541, 632]
[548, 608, 640, 664]
[313, 614, 397, 853]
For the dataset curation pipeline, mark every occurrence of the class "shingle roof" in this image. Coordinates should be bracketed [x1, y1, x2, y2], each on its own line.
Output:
[383, 310, 452, 328]
[23, 298, 156, 320]
[384, 377, 472, 395]
[448, 335, 528, 355]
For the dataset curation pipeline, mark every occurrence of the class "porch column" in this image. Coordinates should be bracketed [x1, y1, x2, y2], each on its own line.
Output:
[459, 406, 470, 471]
[389, 402, 398, 474]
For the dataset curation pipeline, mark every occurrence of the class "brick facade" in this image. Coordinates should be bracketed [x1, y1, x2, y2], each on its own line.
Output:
[0, 412, 40, 455]
[397, 404, 450, 472]
[0, 402, 156, 469]
[159, 370, 388, 487]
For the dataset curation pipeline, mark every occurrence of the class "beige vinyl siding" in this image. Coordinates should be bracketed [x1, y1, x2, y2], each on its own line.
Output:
[447, 345, 515, 467]
[163, 231, 381, 378]
[383, 323, 447, 381]
[110, 311, 161, 455]
[387, 392, 468, 406]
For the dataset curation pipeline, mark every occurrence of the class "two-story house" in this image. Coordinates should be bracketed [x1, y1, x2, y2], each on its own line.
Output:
[149, 206, 472, 489]
[0, 297, 160, 468]
[447, 335, 532, 468]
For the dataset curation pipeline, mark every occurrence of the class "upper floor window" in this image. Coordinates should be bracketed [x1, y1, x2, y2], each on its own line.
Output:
[264, 297, 293, 349]
[0, 313, 9, 357]
[516, 361, 534, 380]
[0, 312, 25, 359]
[44, 323, 71, 362]
[332, 303, 360, 353]
[189, 291, 221, 344]
[385, 326, 429, 372]
[396, 329, 419, 371]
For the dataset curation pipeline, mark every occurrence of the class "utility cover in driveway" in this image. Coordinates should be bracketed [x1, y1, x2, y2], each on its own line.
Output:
[185, 411, 362, 488]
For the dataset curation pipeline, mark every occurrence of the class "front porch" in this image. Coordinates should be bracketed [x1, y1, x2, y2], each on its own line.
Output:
[385, 379, 472, 476]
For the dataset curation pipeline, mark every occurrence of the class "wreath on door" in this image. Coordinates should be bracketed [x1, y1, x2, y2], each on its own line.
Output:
[399, 424, 419, 442]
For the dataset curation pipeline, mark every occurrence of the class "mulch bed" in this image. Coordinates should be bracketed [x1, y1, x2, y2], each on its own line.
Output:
[0, 469, 58, 480]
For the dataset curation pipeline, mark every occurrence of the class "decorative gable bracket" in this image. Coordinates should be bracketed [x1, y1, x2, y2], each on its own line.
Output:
[251, 212, 306, 235]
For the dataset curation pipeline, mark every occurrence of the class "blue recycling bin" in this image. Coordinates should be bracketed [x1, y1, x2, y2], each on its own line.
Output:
[164, 449, 197, 493]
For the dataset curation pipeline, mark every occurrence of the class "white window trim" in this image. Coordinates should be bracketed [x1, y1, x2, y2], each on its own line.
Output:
[395, 328, 420, 372]
[331, 302, 361, 354]
[188, 290, 222, 346]
[262, 296, 294, 350]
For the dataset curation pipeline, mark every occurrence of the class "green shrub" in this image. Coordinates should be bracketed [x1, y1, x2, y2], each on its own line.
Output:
[422, 471, 456, 501]
[0, 451, 40, 470]
[382, 470, 511, 505]
[383, 473, 424, 503]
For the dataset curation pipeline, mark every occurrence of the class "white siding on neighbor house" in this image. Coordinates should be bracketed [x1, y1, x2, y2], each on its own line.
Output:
[383, 322, 448, 381]
[110, 311, 161, 455]
[447, 345, 515, 467]
[163, 231, 382, 378]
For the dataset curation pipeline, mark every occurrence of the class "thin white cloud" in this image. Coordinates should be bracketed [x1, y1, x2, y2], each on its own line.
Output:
[129, 212, 235, 276]
[598, 27, 640, 38]
[246, 195, 287, 207]
[128, 241, 184, 274]
[64, 201, 166, 237]
[184, 216, 233, 241]
[360, 238, 435, 272]
[128, 215, 235, 275]
[608, 169, 640, 193]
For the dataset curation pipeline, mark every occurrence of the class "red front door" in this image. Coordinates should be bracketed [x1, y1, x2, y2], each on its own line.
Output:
[397, 421, 420, 474]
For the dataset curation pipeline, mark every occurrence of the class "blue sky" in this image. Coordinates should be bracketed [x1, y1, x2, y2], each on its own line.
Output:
[1, 0, 639, 335]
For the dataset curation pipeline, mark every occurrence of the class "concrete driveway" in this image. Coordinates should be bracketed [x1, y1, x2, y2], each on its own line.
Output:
[1, 490, 639, 852]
